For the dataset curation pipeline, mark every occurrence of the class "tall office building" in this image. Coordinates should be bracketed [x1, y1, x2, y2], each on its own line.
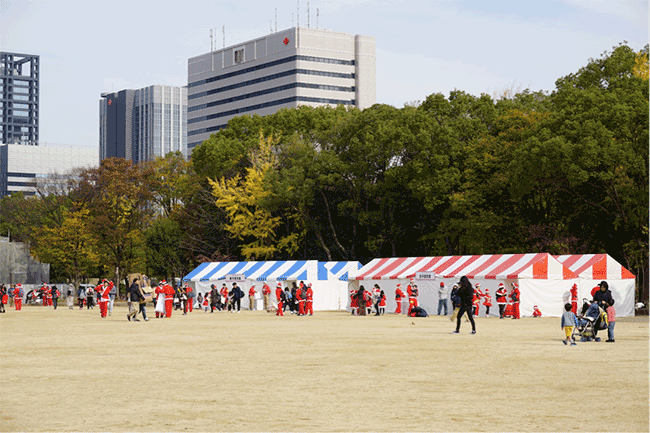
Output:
[187, 27, 375, 150]
[1, 52, 39, 145]
[99, 85, 188, 164]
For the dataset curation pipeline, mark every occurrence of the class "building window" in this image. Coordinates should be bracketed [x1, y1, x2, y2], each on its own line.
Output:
[234, 48, 244, 65]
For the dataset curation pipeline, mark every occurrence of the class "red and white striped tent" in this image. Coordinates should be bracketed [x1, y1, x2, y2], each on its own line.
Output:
[350, 253, 579, 317]
[555, 254, 635, 317]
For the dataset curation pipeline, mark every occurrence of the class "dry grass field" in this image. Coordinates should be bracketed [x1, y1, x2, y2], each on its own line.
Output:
[0, 304, 647, 432]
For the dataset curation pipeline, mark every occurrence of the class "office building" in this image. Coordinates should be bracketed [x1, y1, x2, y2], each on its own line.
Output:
[187, 26, 375, 150]
[99, 85, 188, 164]
[0, 143, 98, 197]
[1, 52, 39, 145]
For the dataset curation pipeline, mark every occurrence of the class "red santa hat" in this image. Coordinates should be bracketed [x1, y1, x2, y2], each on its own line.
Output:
[475, 283, 481, 288]
[409, 279, 414, 284]
[498, 283, 504, 288]
[396, 283, 402, 288]
[440, 282, 445, 287]
[277, 283, 282, 288]
[16, 283, 22, 288]
[572, 284, 578, 289]
[533, 305, 538, 309]
[161, 280, 166, 284]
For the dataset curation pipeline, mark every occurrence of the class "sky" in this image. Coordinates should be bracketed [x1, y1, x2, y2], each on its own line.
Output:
[1, 0, 648, 147]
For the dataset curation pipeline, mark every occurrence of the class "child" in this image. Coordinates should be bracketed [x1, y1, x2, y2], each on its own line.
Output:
[561, 303, 577, 346]
[378, 290, 386, 315]
[532, 305, 542, 317]
[202, 292, 210, 313]
[606, 304, 615, 342]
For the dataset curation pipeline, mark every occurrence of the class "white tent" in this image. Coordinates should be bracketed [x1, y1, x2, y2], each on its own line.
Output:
[555, 254, 636, 317]
[183, 260, 362, 311]
[352, 253, 580, 317]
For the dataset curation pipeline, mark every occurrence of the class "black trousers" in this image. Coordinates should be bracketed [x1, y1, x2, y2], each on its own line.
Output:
[53, 298, 58, 309]
[498, 304, 506, 318]
[456, 305, 475, 332]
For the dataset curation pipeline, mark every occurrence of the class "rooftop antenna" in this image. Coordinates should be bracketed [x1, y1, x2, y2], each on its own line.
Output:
[270, 20, 273, 33]
[222, 25, 225, 48]
[317, 8, 319, 28]
[275, 8, 277, 32]
[297, 0, 299, 27]
[307, 1, 310, 28]
[210, 29, 213, 52]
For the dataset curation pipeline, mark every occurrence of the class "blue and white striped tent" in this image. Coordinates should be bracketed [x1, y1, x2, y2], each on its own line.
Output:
[183, 260, 363, 311]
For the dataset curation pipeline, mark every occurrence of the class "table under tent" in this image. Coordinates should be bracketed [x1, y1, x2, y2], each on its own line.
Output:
[555, 254, 636, 317]
[350, 253, 586, 317]
[183, 260, 362, 311]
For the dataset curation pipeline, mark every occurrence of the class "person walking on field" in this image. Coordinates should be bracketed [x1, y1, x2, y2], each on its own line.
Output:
[395, 284, 405, 314]
[406, 280, 418, 316]
[52, 285, 60, 310]
[452, 276, 476, 334]
[495, 283, 507, 319]
[162, 280, 175, 318]
[127, 279, 141, 322]
[97, 280, 113, 318]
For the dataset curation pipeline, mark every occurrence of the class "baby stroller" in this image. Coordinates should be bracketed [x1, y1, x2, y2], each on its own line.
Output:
[573, 299, 608, 342]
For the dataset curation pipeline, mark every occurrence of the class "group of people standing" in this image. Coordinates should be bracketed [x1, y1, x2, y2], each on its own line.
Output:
[274, 281, 314, 316]
[349, 284, 388, 316]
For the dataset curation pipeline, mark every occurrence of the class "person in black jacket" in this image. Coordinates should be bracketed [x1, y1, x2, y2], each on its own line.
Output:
[229, 283, 243, 312]
[593, 281, 615, 309]
[452, 276, 476, 334]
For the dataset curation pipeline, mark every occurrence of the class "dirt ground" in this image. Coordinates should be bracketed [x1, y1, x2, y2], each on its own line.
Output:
[0, 304, 647, 432]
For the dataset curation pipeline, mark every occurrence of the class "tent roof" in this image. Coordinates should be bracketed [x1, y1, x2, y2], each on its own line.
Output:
[318, 261, 363, 281]
[554, 254, 635, 280]
[356, 253, 576, 280]
[184, 261, 314, 282]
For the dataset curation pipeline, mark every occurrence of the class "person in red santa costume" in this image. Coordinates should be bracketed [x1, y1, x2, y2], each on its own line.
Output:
[395, 284, 406, 314]
[378, 290, 386, 315]
[472, 283, 483, 317]
[532, 305, 542, 317]
[407, 280, 419, 316]
[510, 283, 521, 319]
[305, 283, 314, 315]
[350, 288, 358, 315]
[13, 284, 24, 310]
[96, 280, 113, 318]
[161, 280, 174, 318]
[275, 283, 284, 316]
[570, 283, 578, 314]
[296, 282, 305, 316]
[220, 284, 229, 311]
[482, 288, 492, 317]
[42, 284, 51, 307]
[495, 283, 508, 319]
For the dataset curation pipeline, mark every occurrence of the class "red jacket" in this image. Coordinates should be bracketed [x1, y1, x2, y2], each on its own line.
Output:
[296, 288, 303, 301]
[276, 287, 283, 302]
[97, 282, 113, 301]
[305, 288, 313, 301]
[249, 287, 256, 296]
[163, 284, 174, 299]
[510, 288, 520, 303]
[407, 285, 418, 298]
[395, 288, 405, 300]
[262, 284, 271, 295]
[495, 287, 507, 303]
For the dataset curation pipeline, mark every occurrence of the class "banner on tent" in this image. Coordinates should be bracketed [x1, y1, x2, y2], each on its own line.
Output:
[225, 274, 246, 282]
[415, 271, 436, 280]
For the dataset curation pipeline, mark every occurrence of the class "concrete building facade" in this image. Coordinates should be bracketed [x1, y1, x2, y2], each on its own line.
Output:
[1, 52, 39, 145]
[187, 27, 375, 150]
[0, 143, 98, 197]
[99, 85, 187, 164]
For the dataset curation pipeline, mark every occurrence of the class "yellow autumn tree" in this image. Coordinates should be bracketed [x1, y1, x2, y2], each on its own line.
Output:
[209, 132, 300, 260]
[632, 51, 649, 80]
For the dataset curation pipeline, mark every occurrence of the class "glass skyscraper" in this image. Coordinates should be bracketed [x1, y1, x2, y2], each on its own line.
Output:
[99, 85, 187, 164]
[1, 52, 39, 145]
